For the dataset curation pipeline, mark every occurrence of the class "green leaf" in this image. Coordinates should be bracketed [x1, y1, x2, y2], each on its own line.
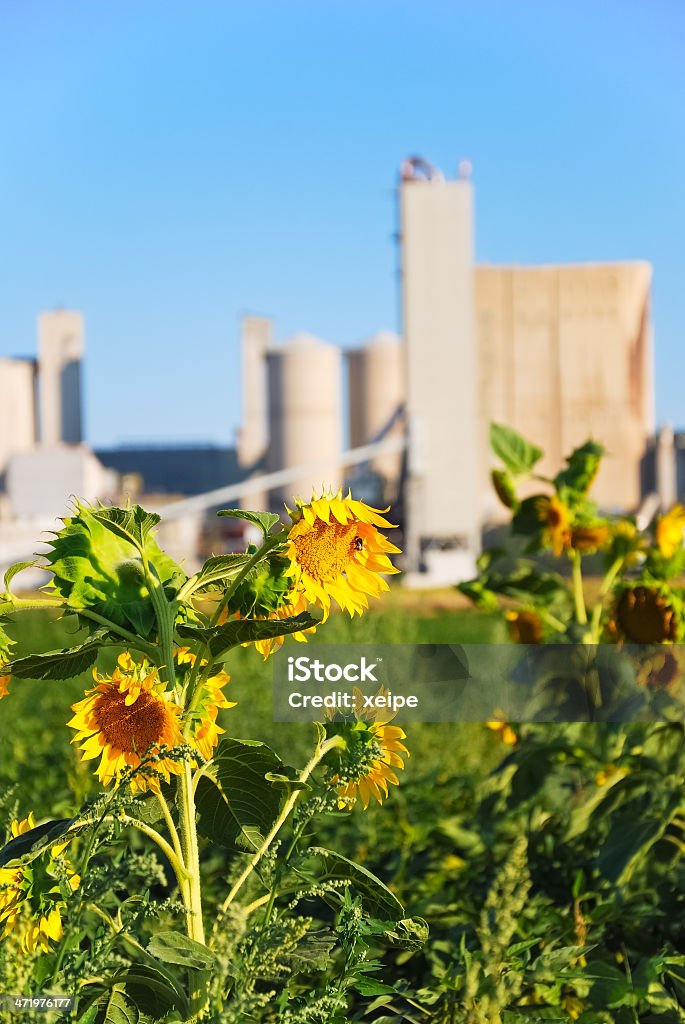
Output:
[585, 959, 635, 1009]
[491, 468, 520, 511]
[90, 505, 162, 551]
[597, 791, 678, 884]
[5, 630, 108, 681]
[490, 423, 543, 476]
[554, 440, 604, 496]
[178, 611, 317, 659]
[456, 580, 499, 611]
[4, 560, 41, 594]
[511, 495, 545, 541]
[147, 930, 215, 972]
[45, 503, 185, 638]
[74, 1005, 101, 1024]
[0, 817, 76, 867]
[352, 977, 397, 996]
[217, 509, 282, 537]
[102, 988, 137, 1024]
[196, 738, 289, 852]
[110, 964, 188, 1019]
[310, 847, 405, 920]
[384, 916, 429, 950]
[189, 554, 255, 594]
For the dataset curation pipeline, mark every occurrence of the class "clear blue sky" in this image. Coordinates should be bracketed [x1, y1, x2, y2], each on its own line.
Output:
[1, 0, 683, 446]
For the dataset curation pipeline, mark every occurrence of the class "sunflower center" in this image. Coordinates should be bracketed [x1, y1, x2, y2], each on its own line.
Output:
[292, 521, 358, 582]
[94, 687, 174, 754]
[548, 507, 563, 527]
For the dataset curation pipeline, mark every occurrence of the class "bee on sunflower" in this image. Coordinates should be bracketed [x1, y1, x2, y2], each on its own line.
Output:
[0, 814, 79, 955]
[284, 489, 401, 620]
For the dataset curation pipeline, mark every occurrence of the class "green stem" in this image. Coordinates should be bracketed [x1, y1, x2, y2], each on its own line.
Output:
[119, 814, 190, 887]
[154, 790, 185, 877]
[588, 556, 624, 644]
[538, 609, 567, 634]
[212, 734, 344, 935]
[141, 551, 208, 1014]
[570, 551, 587, 627]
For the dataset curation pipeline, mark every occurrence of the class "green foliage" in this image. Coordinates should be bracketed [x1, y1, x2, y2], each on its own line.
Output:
[490, 423, 543, 477]
[44, 503, 185, 637]
[178, 610, 317, 658]
[217, 509, 283, 538]
[554, 440, 605, 497]
[196, 738, 291, 852]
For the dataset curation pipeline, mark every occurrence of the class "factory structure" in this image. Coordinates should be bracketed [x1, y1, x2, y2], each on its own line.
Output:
[0, 159, 683, 582]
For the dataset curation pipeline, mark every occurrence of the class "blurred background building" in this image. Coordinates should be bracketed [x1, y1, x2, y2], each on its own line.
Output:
[0, 160, 682, 584]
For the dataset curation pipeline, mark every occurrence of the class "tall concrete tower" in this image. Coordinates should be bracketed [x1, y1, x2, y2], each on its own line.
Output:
[266, 333, 342, 509]
[0, 358, 37, 476]
[347, 331, 404, 494]
[38, 310, 84, 446]
[237, 315, 271, 511]
[399, 159, 483, 582]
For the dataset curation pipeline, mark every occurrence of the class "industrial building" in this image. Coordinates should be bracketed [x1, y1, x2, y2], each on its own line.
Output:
[0, 159, 682, 583]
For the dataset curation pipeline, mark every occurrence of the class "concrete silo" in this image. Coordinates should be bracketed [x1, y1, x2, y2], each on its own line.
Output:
[266, 333, 342, 508]
[347, 331, 404, 497]
[38, 309, 84, 446]
[0, 358, 37, 477]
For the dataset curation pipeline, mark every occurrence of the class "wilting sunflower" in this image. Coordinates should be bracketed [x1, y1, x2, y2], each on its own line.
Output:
[615, 585, 680, 645]
[331, 707, 409, 810]
[285, 490, 401, 619]
[505, 610, 543, 644]
[175, 647, 236, 758]
[68, 653, 184, 792]
[221, 562, 317, 659]
[242, 592, 316, 659]
[0, 669, 9, 700]
[656, 504, 685, 559]
[536, 495, 571, 556]
[0, 814, 79, 955]
[570, 524, 610, 553]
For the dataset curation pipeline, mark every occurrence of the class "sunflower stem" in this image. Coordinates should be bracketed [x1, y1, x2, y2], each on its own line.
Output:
[141, 551, 208, 1014]
[570, 551, 588, 628]
[119, 814, 191, 886]
[588, 555, 624, 644]
[212, 734, 344, 939]
[154, 790, 185, 877]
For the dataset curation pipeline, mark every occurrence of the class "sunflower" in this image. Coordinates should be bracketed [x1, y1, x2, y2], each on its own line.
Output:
[247, 593, 317, 659]
[570, 524, 610, 553]
[331, 716, 409, 810]
[284, 490, 401, 619]
[68, 653, 184, 792]
[175, 647, 236, 759]
[615, 585, 680, 645]
[536, 495, 571, 556]
[486, 715, 518, 746]
[656, 504, 685, 559]
[0, 670, 9, 700]
[0, 814, 79, 955]
[505, 610, 543, 644]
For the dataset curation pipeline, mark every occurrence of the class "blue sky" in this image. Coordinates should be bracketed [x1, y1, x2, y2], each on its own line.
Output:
[1, 0, 683, 446]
